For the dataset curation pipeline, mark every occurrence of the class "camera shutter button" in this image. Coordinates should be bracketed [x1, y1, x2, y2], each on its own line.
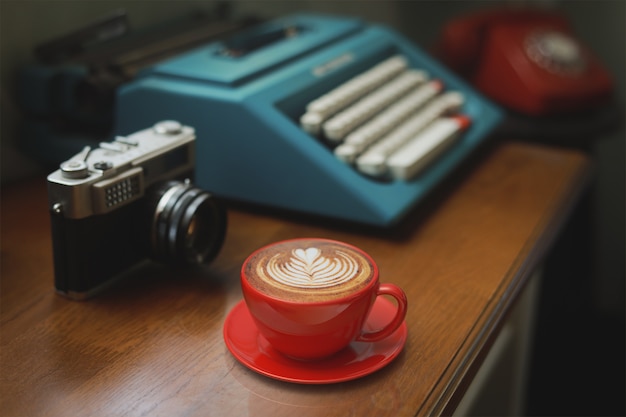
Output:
[154, 120, 182, 135]
[94, 161, 113, 170]
[60, 160, 89, 179]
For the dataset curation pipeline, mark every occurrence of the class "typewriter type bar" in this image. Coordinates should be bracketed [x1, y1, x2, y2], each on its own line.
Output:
[300, 54, 470, 181]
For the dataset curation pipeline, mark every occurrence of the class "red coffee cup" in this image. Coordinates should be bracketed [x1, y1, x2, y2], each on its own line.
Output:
[240, 238, 407, 360]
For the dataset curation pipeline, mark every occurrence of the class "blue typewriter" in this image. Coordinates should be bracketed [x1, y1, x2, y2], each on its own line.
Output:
[113, 12, 503, 226]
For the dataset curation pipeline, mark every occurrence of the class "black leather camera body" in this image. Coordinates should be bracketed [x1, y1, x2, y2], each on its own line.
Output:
[47, 121, 227, 299]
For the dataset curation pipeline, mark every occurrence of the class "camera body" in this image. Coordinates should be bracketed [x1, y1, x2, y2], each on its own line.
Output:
[47, 121, 227, 299]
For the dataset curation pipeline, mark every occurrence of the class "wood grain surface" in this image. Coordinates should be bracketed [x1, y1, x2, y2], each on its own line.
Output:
[0, 141, 590, 417]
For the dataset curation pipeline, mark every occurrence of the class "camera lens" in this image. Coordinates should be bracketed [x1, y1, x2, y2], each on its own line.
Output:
[151, 181, 227, 265]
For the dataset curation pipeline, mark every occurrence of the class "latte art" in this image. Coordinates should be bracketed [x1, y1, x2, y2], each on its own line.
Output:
[265, 248, 358, 289]
[244, 239, 375, 302]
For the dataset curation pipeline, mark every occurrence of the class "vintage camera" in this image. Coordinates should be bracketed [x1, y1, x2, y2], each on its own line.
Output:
[47, 121, 227, 299]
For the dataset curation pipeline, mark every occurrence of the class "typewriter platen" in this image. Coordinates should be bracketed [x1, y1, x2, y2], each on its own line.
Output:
[114, 13, 503, 226]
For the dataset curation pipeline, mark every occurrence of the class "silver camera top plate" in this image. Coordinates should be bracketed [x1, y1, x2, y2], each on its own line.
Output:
[48, 121, 196, 219]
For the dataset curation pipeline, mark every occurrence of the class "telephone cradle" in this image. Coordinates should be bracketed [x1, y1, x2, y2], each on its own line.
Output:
[114, 13, 503, 226]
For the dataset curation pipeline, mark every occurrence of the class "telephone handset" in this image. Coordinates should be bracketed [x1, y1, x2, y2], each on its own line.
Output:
[434, 8, 614, 117]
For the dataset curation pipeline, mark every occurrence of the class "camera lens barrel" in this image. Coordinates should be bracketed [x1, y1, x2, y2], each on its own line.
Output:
[151, 181, 227, 265]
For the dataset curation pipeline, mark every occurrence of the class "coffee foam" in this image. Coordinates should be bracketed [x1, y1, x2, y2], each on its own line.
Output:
[244, 239, 375, 302]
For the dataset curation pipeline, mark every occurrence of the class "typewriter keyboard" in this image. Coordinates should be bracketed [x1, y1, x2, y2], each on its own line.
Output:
[300, 54, 470, 181]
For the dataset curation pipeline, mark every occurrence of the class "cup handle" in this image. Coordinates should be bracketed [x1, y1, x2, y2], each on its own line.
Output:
[356, 283, 408, 343]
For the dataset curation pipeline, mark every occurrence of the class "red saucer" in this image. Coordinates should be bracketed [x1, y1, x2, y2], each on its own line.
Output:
[223, 297, 407, 384]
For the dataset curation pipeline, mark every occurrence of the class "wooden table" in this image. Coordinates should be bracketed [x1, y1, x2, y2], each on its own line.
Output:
[0, 141, 590, 417]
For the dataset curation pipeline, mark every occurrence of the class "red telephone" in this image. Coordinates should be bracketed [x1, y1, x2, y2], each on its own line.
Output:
[434, 8, 614, 116]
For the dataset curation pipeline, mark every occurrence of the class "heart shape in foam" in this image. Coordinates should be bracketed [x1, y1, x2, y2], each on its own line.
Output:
[266, 247, 359, 289]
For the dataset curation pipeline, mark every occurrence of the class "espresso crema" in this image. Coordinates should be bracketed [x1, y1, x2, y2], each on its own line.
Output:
[243, 239, 375, 302]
